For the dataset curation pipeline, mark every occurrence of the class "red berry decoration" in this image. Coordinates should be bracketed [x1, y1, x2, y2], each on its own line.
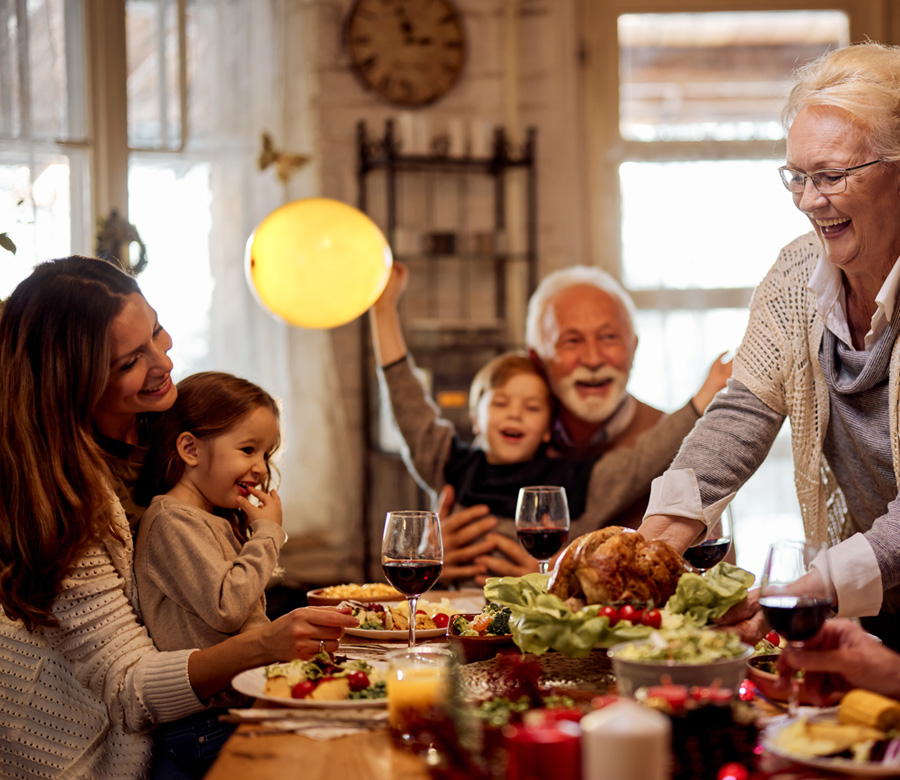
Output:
[717, 762, 749, 780]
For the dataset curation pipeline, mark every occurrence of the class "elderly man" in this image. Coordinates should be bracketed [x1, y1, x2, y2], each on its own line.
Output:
[438, 265, 731, 583]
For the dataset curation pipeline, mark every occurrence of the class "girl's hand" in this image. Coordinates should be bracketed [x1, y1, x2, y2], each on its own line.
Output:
[237, 485, 283, 527]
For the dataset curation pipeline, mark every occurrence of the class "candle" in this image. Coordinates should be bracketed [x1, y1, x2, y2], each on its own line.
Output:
[581, 700, 670, 780]
[504, 718, 581, 780]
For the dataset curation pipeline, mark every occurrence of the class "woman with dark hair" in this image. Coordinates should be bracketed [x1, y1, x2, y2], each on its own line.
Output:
[0, 256, 355, 779]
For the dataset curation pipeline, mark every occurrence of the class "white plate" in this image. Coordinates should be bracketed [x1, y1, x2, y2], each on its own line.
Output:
[763, 708, 900, 777]
[343, 627, 447, 640]
[231, 666, 386, 708]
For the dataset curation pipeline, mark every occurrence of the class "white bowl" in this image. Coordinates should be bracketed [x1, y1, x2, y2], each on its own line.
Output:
[608, 640, 754, 696]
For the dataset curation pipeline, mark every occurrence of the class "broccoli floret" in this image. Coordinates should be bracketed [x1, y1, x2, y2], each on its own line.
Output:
[485, 602, 504, 614]
[487, 607, 512, 635]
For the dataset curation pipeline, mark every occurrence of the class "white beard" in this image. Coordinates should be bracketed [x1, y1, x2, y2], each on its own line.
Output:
[551, 366, 629, 424]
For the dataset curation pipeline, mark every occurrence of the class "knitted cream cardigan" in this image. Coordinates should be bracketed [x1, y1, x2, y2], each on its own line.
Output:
[733, 231, 900, 546]
[0, 497, 201, 780]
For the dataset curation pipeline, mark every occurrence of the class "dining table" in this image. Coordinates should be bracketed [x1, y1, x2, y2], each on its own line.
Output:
[203, 591, 885, 780]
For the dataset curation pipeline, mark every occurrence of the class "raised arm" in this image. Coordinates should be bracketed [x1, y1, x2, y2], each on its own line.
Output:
[370, 261, 410, 367]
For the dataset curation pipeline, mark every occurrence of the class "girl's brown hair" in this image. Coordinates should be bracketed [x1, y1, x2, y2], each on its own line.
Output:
[0, 256, 141, 629]
[138, 372, 281, 530]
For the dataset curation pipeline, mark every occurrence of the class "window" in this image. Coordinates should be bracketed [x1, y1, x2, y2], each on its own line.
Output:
[583, 2, 881, 577]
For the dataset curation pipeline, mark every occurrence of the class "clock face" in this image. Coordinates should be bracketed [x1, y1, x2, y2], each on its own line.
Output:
[346, 0, 465, 107]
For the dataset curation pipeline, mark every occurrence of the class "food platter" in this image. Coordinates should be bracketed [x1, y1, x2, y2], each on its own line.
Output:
[232, 666, 387, 708]
[763, 708, 900, 777]
[343, 627, 447, 640]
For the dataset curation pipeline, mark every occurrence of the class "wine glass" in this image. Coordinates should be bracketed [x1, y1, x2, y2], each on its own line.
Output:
[758, 540, 835, 717]
[381, 511, 443, 647]
[515, 486, 570, 575]
[683, 506, 734, 573]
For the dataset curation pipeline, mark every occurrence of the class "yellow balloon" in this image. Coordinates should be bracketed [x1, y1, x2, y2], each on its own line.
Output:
[245, 198, 393, 329]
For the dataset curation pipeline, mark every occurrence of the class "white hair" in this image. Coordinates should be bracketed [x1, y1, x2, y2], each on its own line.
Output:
[525, 265, 637, 360]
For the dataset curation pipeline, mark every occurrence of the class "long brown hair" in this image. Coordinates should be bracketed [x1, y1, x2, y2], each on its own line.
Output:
[138, 372, 281, 539]
[0, 256, 142, 629]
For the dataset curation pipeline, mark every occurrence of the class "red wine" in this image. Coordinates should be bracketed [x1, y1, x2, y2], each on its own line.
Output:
[683, 537, 732, 570]
[382, 559, 442, 596]
[759, 595, 833, 642]
[517, 527, 568, 560]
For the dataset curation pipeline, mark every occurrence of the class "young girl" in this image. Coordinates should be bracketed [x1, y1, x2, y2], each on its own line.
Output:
[135, 371, 287, 780]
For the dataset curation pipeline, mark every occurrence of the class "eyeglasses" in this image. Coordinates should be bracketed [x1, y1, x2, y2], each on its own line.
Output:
[778, 159, 883, 194]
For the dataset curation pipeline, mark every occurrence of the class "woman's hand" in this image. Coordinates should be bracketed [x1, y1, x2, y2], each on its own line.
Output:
[436, 485, 499, 583]
[713, 588, 768, 645]
[237, 485, 283, 527]
[778, 619, 900, 704]
[262, 606, 358, 660]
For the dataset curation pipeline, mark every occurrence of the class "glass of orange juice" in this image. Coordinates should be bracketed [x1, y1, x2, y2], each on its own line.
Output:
[386, 645, 452, 749]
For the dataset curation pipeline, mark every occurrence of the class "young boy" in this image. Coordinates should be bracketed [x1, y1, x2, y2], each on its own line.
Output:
[369, 262, 695, 522]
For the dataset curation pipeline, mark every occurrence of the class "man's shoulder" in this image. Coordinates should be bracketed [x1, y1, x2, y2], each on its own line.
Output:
[608, 398, 666, 449]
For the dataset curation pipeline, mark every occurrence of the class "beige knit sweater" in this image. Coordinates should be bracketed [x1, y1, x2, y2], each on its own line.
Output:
[0, 497, 203, 780]
[733, 231, 900, 546]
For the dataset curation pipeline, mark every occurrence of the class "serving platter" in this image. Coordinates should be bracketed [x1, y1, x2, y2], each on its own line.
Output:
[232, 666, 387, 708]
[763, 708, 900, 777]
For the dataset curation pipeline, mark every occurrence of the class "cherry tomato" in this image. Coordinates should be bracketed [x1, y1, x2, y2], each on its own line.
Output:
[642, 608, 662, 629]
[416, 609, 427, 615]
[599, 606, 619, 626]
[619, 604, 641, 624]
[291, 680, 316, 699]
[346, 670, 370, 692]
[432, 613, 450, 629]
[765, 630, 781, 647]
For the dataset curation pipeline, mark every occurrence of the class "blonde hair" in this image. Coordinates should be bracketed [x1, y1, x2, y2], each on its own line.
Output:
[468, 351, 551, 421]
[784, 42, 900, 162]
[525, 265, 637, 361]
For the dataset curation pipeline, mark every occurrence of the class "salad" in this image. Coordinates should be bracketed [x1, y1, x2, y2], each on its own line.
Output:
[264, 652, 385, 700]
[613, 628, 748, 664]
[451, 603, 513, 637]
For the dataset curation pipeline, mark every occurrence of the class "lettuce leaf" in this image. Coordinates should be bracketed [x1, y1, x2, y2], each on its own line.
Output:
[665, 562, 756, 625]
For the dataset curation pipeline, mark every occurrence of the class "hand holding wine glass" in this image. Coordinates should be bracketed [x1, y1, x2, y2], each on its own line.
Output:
[758, 540, 834, 717]
[382, 511, 443, 647]
[683, 506, 733, 573]
[515, 486, 570, 575]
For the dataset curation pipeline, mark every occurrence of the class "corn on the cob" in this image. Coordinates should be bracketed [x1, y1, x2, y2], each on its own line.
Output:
[838, 689, 900, 731]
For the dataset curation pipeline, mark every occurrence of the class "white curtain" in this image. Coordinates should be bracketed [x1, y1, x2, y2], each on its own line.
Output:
[187, 0, 361, 584]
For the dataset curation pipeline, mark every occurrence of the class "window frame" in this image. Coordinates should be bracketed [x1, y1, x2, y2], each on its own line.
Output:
[582, 0, 890, 303]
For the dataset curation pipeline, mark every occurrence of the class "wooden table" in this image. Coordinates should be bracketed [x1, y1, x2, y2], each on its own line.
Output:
[205, 729, 427, 780]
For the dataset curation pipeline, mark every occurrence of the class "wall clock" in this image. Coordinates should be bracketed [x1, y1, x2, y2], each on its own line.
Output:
[345, 0, 466, 107]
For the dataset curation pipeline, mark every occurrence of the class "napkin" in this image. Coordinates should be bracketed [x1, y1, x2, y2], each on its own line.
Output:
[224, 707, 388, 741]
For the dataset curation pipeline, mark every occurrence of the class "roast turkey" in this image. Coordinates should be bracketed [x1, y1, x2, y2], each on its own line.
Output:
[547, 526, 686, 608]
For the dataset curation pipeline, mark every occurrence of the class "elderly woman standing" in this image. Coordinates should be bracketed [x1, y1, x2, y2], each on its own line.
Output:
[640, 42, 900, 651]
